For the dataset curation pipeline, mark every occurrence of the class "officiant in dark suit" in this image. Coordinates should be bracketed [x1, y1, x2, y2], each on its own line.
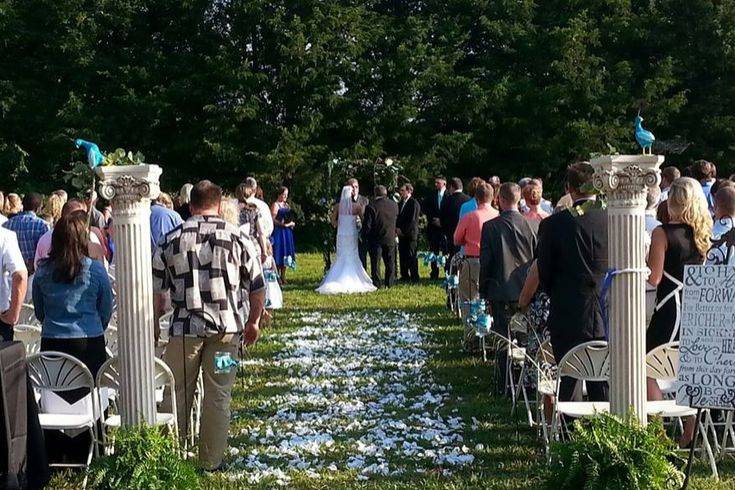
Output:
[396, 183, 421, 282]
[440, 177, 470, 258]
[537, 162, 608, 402]
[363, 185, 399, 288]
[479, 182, 538, 335]
[422, 176, 447, 279]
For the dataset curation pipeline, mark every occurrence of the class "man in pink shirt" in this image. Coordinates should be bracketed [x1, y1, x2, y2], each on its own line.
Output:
[453, 182, 499, 337]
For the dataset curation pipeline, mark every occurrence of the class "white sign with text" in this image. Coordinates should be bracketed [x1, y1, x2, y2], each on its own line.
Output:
[676, 265, 735, 409]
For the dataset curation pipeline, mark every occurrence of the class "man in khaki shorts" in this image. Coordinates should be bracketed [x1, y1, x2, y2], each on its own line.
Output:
[154, 180, 265, 471]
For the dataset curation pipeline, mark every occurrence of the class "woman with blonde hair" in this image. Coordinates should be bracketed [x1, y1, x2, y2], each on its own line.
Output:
[42, 193, 64, 225]
[219, 196, 240, 226]
[646, 177, 712, 444]
[5, 193, 21, 217]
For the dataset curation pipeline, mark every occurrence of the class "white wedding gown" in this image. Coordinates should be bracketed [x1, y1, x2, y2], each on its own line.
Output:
[316, 194, 377, 295]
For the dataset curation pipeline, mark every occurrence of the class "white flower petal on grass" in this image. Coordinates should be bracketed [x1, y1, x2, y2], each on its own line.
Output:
[225, 311, 475, 482]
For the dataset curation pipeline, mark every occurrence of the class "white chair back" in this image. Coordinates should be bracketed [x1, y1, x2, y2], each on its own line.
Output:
[646, 342, 679, 381]
[27, 351, 95, 393]
[18, 303, 38, 326]
[13, 324, 41, 354]
[556, 340, 609, 382]
[105, 326, 118, 357]
[97, 356, 176, 408]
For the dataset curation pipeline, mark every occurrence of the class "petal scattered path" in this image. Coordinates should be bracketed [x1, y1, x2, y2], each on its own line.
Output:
[226, 310, 475, 486]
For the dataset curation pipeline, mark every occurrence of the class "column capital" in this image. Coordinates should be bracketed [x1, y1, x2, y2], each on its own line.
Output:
[95, 164, 162, 204]
[590, 155, 663, 207]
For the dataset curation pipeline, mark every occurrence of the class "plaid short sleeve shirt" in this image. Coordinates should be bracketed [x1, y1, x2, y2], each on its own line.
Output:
[153, 215, 265, 337]
[3, 211, 50, 270]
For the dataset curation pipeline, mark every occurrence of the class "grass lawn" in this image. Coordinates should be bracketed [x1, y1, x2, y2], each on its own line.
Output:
[51, 253, 734, 488]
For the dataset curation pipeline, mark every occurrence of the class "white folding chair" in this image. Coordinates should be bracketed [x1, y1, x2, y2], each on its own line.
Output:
[508, 313, 530, 419]
[13, 324, 41, 354]
[158, 311, 173, 347]
[534, 340, 556, 456]
[188, 371, 204, 448]
[18, 303, 39, 326]
[95, 356, 179, 454]
[646, 342, 718, 478]
[27, 351, 100, 487]
[549, 341, 610, 444]
[104, 326, 118, 357]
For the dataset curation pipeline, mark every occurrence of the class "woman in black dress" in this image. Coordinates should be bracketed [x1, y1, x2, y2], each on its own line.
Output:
[646, 177, 711, 445]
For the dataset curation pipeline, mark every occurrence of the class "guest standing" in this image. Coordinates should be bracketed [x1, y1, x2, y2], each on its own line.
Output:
[708, 184, 735, 265]
[41, 193, 64, 226]
[647, 177, 711, 447]
[154, 180, 265, 470]
[363, 186, 399, 288]
[659, 166, 681, 204]
[480, 183, 538, 335]
[458, 177, 484, 220]
[692, 160, 716, 213]
[396, 183, 421, 283]
[150, 197, 183, 252]
[521, 179, 550, 222]
[422, 176, 447, 279]
[33, 211, 113, 462]
[4, 192, 51, 274]
[271, 187, 296, 284]
[176, 183, 193, 221]
[4, 193, 22, 218]
[537, 162, 608, 402]
[34, 199, 107, 270]
[440, 178, 470, 258]
[237, 178, 274, 240]
[0, 226, 27, 341]
[454, 182, 498, 324]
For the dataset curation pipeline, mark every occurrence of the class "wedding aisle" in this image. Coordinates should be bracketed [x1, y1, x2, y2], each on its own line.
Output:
[227, 310, 473, 485]
[207, 254, 545, 489]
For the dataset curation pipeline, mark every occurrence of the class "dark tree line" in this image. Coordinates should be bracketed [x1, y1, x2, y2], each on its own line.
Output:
[2, 0, 735, 210]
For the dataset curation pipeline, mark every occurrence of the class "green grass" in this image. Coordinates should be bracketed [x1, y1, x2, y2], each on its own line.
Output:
[51, 253, 733, 489]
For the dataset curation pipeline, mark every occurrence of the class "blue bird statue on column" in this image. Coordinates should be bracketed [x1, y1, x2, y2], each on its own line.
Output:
[75, 139, 104, 168]
[634, 113, 655, 155]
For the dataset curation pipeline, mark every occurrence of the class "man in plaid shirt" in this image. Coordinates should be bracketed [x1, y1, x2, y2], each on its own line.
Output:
[3, 193, 50, 273]
[153, 180, 265, 471]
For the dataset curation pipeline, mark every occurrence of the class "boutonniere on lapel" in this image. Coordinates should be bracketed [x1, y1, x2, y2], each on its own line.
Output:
[569, 182, 606, 218]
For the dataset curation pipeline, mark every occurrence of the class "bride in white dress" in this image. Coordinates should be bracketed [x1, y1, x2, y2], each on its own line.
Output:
[316, 186, 377, 294]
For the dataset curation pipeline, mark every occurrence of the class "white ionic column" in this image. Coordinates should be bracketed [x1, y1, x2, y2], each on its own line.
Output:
[97, 164, 162, 425]
[591, 155, 663, 424]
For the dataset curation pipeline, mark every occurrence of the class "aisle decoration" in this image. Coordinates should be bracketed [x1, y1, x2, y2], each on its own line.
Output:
[464, 298, 493, 337]
[226, 311, 475, 485]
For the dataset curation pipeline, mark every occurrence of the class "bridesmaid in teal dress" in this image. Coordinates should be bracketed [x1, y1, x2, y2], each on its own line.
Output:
[271, 186, 296, 283]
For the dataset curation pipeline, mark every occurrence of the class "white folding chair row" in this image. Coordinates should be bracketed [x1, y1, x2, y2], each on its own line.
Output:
[95, 356, 179, 454]
[542, 341, 717, 477]
[27, 352, 99, 488]
[14, 324, 41, 354]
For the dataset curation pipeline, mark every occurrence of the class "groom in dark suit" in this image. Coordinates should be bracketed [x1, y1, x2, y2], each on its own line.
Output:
[363, 185, 399, 288]
[537, 162, 608, 403]
[396, 183, 421, 282]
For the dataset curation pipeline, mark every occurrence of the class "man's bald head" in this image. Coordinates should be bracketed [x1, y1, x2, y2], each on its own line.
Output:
[715, 185, 735, 219]
[61, 198, 87, 217]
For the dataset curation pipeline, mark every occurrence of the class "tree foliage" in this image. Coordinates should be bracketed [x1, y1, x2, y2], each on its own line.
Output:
[1, 0, 734, 201]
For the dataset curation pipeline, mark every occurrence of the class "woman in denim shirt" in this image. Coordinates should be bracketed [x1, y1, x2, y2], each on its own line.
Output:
[33, 210, 113, 385]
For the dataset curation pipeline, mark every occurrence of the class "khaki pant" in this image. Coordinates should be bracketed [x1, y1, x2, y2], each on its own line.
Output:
[163, 333, 239, 470]
[458, 258, 481, 348]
